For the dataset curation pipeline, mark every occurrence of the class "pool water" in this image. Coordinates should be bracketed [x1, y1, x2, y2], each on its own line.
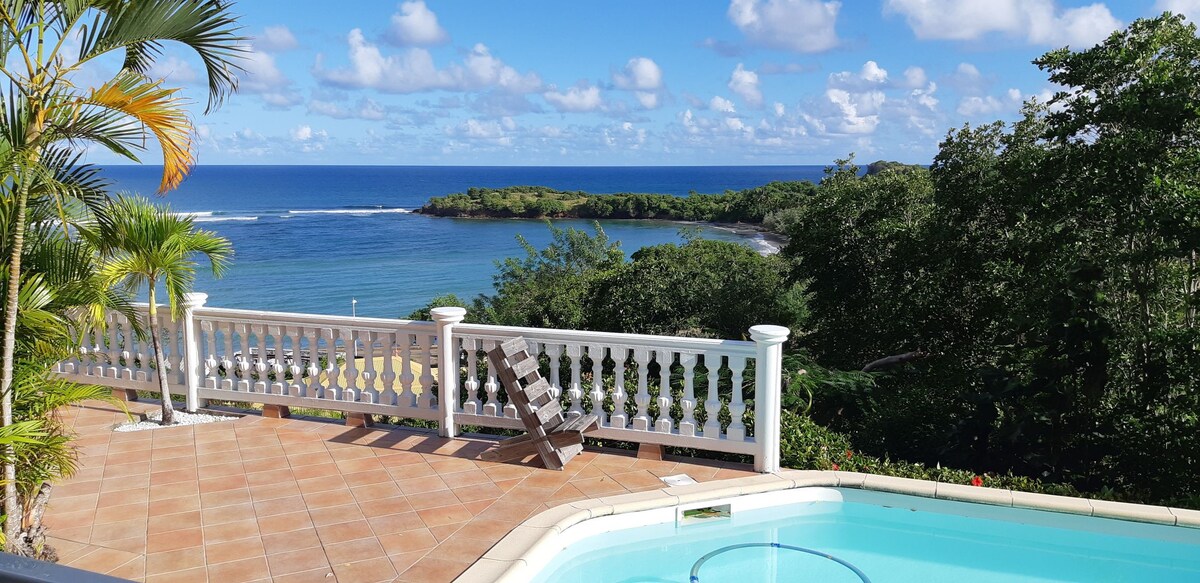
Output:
[530, 488, 1200, 582]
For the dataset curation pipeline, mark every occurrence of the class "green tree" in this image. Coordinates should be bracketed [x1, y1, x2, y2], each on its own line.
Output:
[0, 0, 243, 548]
[95, 196, 232, 426]
[483, 222, 624, 328]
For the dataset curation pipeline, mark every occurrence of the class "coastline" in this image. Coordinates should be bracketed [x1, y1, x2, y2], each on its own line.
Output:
[421, 212, 785, 256]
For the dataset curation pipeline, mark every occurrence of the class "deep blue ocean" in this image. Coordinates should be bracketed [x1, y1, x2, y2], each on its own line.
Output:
[101, 165, 826, 318]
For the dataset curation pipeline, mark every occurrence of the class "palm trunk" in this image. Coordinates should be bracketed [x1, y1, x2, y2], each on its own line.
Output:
[1, 173, 32, 551]
[148, 286, 174, 425]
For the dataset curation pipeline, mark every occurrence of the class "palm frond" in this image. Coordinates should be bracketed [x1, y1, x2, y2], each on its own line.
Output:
[77, 0, 245, 112]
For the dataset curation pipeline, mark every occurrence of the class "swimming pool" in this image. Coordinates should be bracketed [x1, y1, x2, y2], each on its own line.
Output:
[527, 487, 1200, 582]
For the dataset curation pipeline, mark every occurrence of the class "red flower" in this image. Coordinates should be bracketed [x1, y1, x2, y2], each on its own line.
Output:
[832, 463, 840, 471]
[845, 450, 853, 459]
[971, 475, 983, 487]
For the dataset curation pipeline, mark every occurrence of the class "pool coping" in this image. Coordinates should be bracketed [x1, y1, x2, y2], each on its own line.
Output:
[453, 469, 1200, 582]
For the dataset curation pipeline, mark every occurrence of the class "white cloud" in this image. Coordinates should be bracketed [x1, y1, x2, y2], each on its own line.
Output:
[728, 64, 762, 108]
[884, 0, 1121, 47]
[238, 49, 302, 108]
[613, 57, 663, 91]
[900, 66, 927, 89]
[308, 98, 388, 121]
[829, 60, 889, 89]
[825, 88, 885, 134]
[946, 62, 988, 94]
[709, 96, 736, 113]
[256, 25, 298, 52]
[773, 102, 786, 117]
[386, 0, 449, 46]
[316, 30, 540, 94]
[614, 57, 664, 110]
[543, 85, 603, 112]
[957, 88, 1024, 116]
[145, 56, 197, 84]
[1157, 0, 1200, 21]
[289, 125, 328, 149]
[728, 0, 841, 53]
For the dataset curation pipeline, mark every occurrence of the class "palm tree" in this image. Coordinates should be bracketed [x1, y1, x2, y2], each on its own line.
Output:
[96, 196, 231, 426]
[0, 1, 243, 548]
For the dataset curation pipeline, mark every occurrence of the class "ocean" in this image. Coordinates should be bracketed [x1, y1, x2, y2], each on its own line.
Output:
[101, 165, 826, 318]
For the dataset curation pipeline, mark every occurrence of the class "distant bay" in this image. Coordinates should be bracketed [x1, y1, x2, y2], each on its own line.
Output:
[102, 165, 826, 318]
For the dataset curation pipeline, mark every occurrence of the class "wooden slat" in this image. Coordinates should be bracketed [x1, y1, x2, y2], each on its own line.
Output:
[523, 377, 551, 403]
[534, 400, 563, 425]
[482, 336, 598, 471]
[557, 413, 599, 434]
[498, 337, 529, 358]
[511, 355, 539, 379]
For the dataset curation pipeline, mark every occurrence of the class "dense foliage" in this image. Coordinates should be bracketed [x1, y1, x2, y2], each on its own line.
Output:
[782, 14, 1200, 507]
[412, 14, 1200, 510]
[417, 181, 818, 224]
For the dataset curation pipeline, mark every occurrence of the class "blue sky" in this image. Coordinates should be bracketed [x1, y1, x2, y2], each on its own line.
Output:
[107, 0, 1197, 166]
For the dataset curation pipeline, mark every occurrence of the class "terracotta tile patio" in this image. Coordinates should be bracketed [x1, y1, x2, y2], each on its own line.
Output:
[46, 400, 755, 582]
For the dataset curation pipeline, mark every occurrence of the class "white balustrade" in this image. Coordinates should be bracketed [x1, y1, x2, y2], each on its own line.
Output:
[56, 295, 789, 471]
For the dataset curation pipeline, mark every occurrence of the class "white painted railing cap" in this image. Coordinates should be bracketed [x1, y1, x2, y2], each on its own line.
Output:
[182, 292, 208, 308]
[749, 324, 790, 344]
[430, 306, 467, 322]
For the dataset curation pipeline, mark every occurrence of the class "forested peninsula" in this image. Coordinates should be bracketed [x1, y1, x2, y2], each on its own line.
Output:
[414, 160, 918, 232]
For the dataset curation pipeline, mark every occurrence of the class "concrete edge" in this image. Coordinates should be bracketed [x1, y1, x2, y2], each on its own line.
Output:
[453, 469, 1198, 583]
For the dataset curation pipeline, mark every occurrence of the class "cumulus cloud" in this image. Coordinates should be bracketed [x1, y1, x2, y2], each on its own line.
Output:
[255, 25, 298, 52]
[386, 0, 449, 46]
[728, 0, 841, 53]
[824, 88, 885, 134]
[900, 66, 927, 89]
[884, 0, 1121, 48]
[709, 96, 736, 113]
[728, 64, 762, 108]
[698, 37, 745, 57]
[1157, 0, 1200, 20]
[239, 50, 302, 108]
[145, 56, 197, 84]
[316, 31, 541, 94]
[446, 117, 517, 145]
[544, 84, 603, 112]
[613, 57, 664, 109]
[829, 60, 889, 90]
[308, 98, 388, 121]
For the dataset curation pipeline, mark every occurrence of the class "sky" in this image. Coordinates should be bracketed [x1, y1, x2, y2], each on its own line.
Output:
[92, 0, 1200, 166]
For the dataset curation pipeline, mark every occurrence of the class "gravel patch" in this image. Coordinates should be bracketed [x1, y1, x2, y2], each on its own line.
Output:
[114, 409, 240, 432]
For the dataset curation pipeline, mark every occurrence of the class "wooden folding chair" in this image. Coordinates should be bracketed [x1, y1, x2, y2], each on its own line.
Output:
[479, 337, 598, 470]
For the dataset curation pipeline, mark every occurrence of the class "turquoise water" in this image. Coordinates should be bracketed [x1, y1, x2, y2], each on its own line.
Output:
[532, 490, 1200, 582]
[101, 165, 825, 318]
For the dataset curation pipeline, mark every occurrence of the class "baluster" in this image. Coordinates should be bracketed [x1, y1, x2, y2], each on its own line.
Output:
[679, 353, 698, 436]
[202, 321, 218, 389]
[287, 327, 303, 396]
[251, 324, 268, 392]
[381, 332, 397, 405]
[418, 333, 435, 410]
[655, 350, 675, 432]
[503, 340, 525, 419]
[269, 326, 286, 395]
[361, 331, 378, 403]
[342, 328, 360, 402]
[121, 314, 136, 381]
[703, 354, 722, 438]
[399, 334, 417, 407]
[566, 344, 584, 418]
[326, 328, 342, 400]
[167, 317, 183, 386]
[219, 322, 235, 390]
[544, 343, 563, 400]
[235, 324, 252, 391]
[632, 348, 652, 431]
[481, 340, 499, 416]
[305, 328, 322, 398]
[588, 344, 606, 422]
[106, 312, 119, 378]
[610, 347, 628, 429]
[726, 356, 747, 441]
[462, 337, 481, 415]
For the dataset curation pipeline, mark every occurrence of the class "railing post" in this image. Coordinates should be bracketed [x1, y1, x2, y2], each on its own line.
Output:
[431, 307, 467, 438]
[181, 292, 208, 413]
[750, 324, 790, 473]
